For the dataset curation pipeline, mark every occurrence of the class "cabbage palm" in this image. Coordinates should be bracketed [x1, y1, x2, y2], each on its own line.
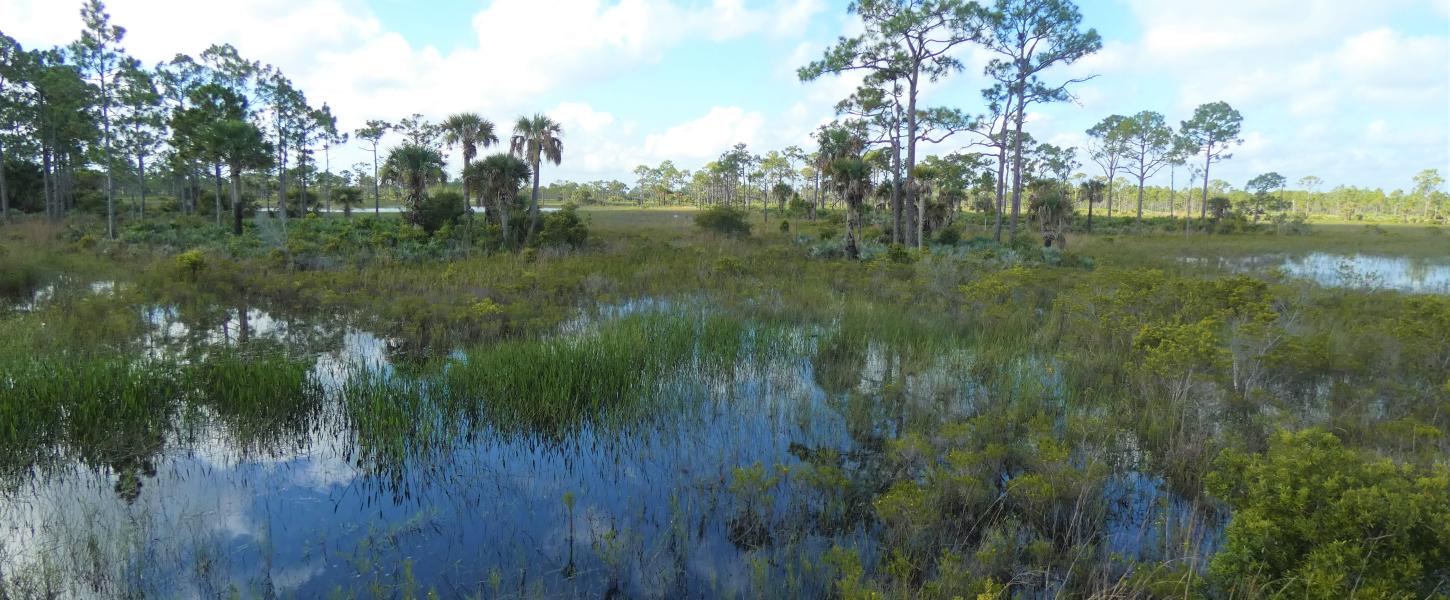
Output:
[830, 156, 872, 260]
[381, 144, 446, 206]
[442, 112, 497, 207]
[465, 153, 530, 248]
[1030, 180, 1075, 249]
[509, 114, 563, 244]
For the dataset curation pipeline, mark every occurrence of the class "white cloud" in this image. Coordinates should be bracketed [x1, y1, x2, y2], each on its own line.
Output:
[643, 106, 765, 160]
[547, 102, 644, 174]
[773, 0, 828, 36]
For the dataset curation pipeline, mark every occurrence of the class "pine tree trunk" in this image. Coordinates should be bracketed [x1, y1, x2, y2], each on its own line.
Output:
[1106, 173, 1114, 219]
[42, 145, 53, 219]
[1008, 78, 1027, 241]
[277, 140, 288, 225]
[214, 163, 223, 226]
[1200, 149, 1212, 223]
[102, 83, 115, 239]
[231, 165, 245, 235]
[1169, 166, 1175, 219]
[1137, 180, 1145, 222]
[0, 137, 9, 221]
[906, 73, 920, 249]
[137, 154, 147, 218]
[812, 168, 820, 221]
[992, 93, 1014, 243]
[890, 120, 903, 244]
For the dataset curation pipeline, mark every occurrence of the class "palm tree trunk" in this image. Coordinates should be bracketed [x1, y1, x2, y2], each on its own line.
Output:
[526, 161, 541, 245]
[500, 192, 512, 248]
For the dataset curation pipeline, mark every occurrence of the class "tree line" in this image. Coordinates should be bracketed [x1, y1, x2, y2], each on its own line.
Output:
[0, 0, 569, 247]
[580, 0, 1440, 250]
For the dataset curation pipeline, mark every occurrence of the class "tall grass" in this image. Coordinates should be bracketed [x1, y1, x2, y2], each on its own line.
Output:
[0, 346, 322, 479]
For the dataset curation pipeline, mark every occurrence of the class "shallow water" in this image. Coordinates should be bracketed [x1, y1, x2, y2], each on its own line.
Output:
[1193, 252, 1450, 294]
[0, 303, 1214, 598]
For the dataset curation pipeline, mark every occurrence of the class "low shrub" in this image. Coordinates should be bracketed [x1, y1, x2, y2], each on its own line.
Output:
[695, 206, 751, 237]
[536, 204, 589, 249]
[935, 226, 962, 246]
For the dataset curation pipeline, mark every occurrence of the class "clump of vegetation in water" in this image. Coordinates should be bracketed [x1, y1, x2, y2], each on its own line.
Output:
[0, 344, 321, 481]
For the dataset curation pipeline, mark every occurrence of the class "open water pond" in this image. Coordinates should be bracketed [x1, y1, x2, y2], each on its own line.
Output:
[1189, 252, 1450, 294]
[0, 299, 1218, 598]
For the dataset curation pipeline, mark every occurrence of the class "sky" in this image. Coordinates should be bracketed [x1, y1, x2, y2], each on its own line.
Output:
[4, 0, 1448, 191]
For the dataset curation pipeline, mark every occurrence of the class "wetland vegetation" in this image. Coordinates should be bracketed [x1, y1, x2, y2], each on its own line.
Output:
[2, 0, 1449, 598]
[3, 209, 1448, 598]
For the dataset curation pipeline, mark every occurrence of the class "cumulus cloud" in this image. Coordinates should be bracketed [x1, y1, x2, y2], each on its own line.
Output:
[644, 106, 765, 160]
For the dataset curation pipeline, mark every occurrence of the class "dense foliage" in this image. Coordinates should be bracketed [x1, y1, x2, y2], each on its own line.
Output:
[694, 206, 752, 237]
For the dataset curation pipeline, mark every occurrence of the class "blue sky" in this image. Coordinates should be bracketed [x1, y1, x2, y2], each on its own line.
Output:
[6, 0, 1448, 190]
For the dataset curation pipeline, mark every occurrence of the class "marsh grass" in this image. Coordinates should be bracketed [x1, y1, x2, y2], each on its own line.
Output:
[187, 348, 326, 455]
[340, 312, 781, 451]
[0, 345, 323, 479]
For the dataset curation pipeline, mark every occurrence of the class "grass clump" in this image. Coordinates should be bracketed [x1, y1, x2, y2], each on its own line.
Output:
[0, 346, 322, 479]
[444, 313, 747, 432]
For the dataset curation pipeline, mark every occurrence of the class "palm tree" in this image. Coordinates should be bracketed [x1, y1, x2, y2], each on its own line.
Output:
[830, 156, 872, 260]
[465, 153, 531, 248]
[509, 114, 563, 244]
[1030, 180, 1075, 249]
[442, 113, 498, 208]
[1079, 179, 1105, 232]
[381, 144, 446, 206]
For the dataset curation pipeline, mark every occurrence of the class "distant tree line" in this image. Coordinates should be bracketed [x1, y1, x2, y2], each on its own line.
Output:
[0, 2, 569, 249]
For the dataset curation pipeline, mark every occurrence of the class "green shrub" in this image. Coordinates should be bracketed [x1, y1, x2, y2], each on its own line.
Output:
[694, 206, 751, 237]
[175, 249, 206, 280]
[536, 204, 589, 249]
[712, 255, 745, 275]
[1207, 429, 1450, 598]
[786, 195, 808, 217]
[935, 226, 961, 246]
[405, 190, 469, 235]
[1039, 245, 1062, 266]
[885, 243, 914, 264]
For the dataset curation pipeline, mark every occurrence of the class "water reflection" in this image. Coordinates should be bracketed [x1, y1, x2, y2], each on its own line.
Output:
[1191, 252, 1450, 294]
[0, 305, 1217, 597]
